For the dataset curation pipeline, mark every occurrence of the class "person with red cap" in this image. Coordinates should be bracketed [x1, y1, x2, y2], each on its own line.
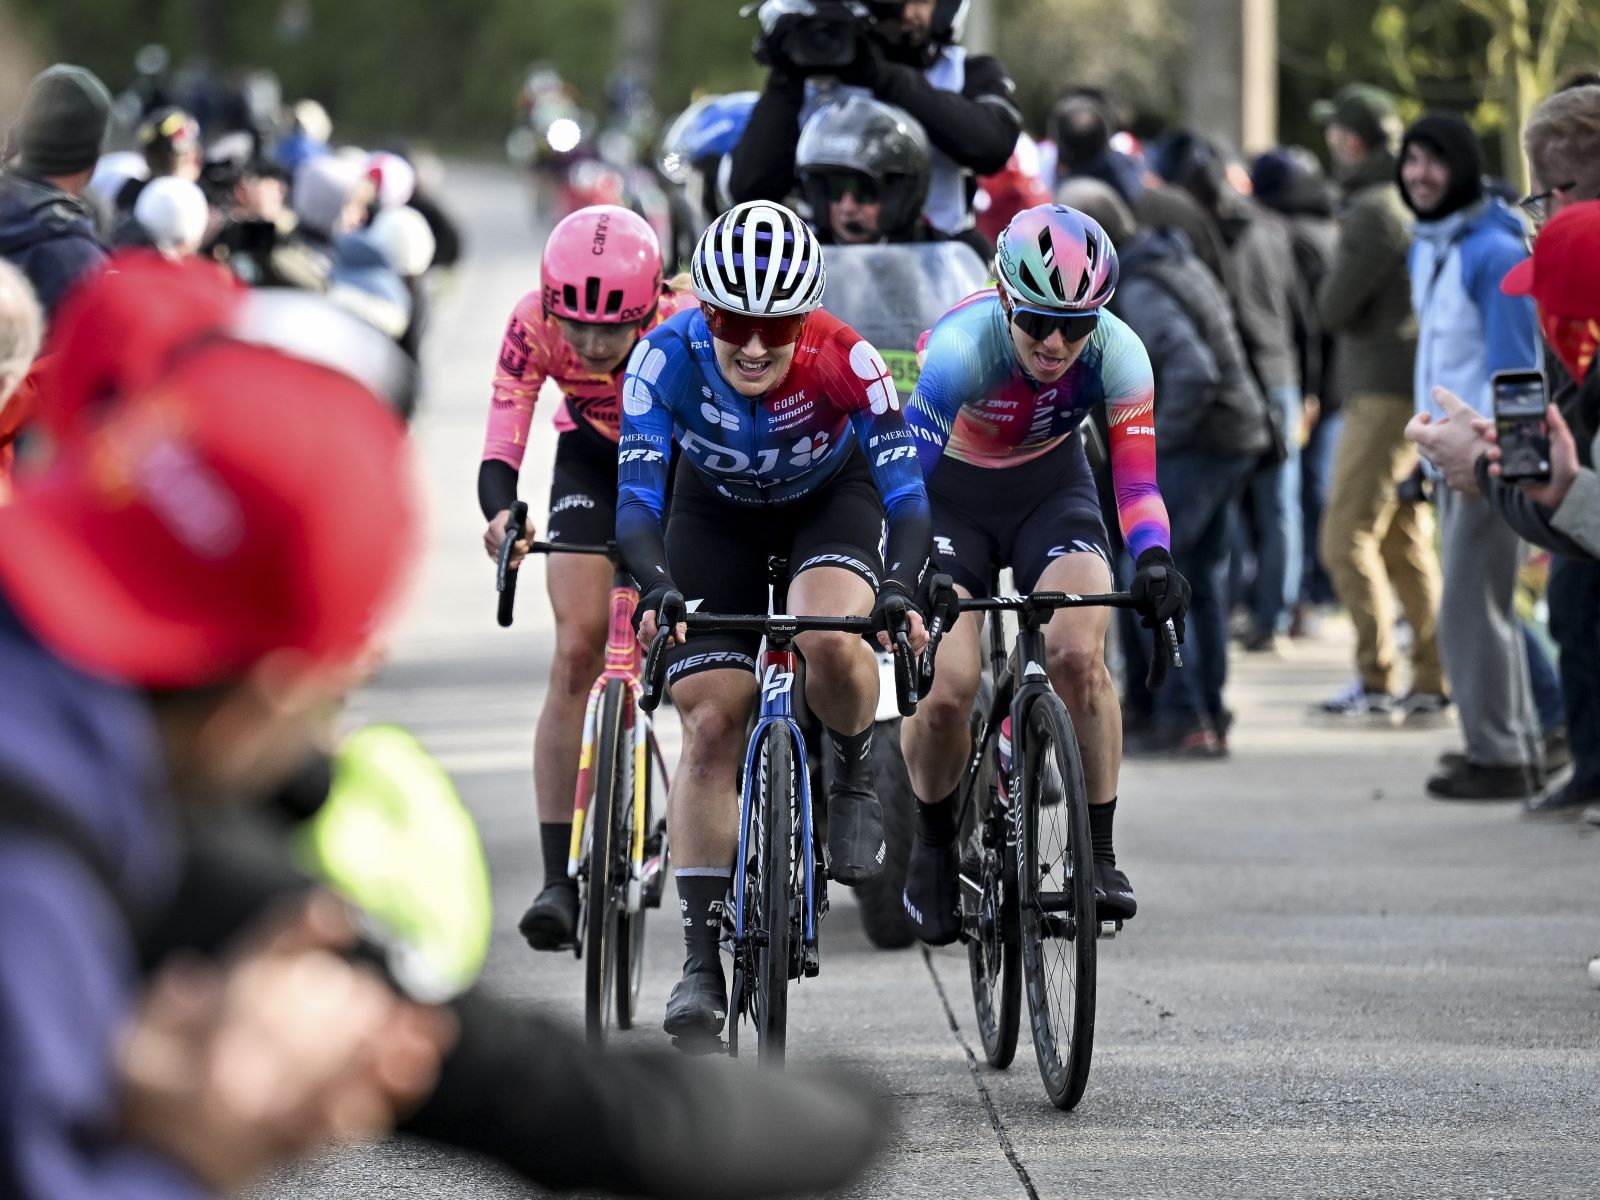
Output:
[0, 256, 444, 1198]
[476, 204, 695, 951]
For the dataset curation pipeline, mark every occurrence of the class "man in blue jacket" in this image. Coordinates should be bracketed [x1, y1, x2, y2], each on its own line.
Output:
[0, 64, 112, 318]
[1399, 112, 1543, 799]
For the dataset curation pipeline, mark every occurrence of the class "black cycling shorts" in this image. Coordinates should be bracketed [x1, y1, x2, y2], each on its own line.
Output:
[662, 450, 885, 686]
[927, 430, 1110, 598]
[545, 421, 619, 546]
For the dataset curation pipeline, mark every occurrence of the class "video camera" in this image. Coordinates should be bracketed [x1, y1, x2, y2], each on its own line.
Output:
[748, 0, 904, 74]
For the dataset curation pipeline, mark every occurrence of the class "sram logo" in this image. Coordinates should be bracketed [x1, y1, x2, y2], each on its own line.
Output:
[1125, 424, 1155, 436]
[761, 664, 795, 703]
[874, 444, 917, 467]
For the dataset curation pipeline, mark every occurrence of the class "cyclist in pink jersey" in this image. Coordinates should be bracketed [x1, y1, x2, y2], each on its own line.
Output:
[478, 205, 695, 950]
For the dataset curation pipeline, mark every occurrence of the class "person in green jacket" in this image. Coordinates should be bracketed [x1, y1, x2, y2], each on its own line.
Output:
[1311, 84, 1446, 723]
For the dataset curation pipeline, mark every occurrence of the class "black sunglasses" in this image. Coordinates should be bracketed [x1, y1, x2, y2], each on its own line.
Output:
[1518, 182, 1576, 227]
[1009, 306, 1099, 344]
[823, 173, 879, 204]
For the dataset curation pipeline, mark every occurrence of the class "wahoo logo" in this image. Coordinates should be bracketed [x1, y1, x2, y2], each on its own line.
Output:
[761, 664, 795, 703]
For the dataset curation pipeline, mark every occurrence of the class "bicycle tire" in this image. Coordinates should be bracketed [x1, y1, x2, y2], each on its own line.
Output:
[614, 706, 658, 1029]
[1017, 693, 1097, 1110]
[965, 711, 1020, 1070]
[583, 678, 628, 1046]
[754, 726, 795, 1064]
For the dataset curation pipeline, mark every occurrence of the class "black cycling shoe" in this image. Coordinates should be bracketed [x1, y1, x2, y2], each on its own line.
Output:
[517, 881, 579, 951]
[664, 962, 729, 1046]
[902, 835, 961, 946]
[1093, 861, 1137, 922]
[827, 780, 886, 885]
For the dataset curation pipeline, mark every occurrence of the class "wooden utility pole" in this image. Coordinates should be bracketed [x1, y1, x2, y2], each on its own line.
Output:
[1184, 0, 1277, 154]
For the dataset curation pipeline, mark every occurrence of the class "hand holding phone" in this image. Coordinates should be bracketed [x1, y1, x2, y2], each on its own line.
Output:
[1490, 370, 1551, 484]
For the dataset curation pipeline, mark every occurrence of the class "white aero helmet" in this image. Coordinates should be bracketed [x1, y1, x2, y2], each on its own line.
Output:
[691, 200, 825, 315]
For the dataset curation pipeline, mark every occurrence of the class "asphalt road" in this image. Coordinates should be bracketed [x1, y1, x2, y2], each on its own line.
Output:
[263, 163, 1599, 1200]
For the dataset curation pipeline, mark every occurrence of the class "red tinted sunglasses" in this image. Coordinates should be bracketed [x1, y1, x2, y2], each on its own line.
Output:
[700, 302, 809, 347]
[1009, 305, 1099, 344]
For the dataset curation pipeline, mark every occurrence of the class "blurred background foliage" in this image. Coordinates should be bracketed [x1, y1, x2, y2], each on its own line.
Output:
[7, 0, 1600, 172]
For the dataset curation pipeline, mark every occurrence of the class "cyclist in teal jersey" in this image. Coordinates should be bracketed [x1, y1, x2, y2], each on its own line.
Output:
[898, 204, 1191, 944]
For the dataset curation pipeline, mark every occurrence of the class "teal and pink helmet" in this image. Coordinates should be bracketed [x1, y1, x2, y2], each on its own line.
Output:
[995, 203, 1119, 312]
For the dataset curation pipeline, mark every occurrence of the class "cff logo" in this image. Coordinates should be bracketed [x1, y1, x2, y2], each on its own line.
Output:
[874, 444, 917, 467]
[790, 432, 831, 466]
[761, 664, 795, 703]
[619, 447, 664, 464]
[701, 401, 740, 430]
[849, 341, 899, 414]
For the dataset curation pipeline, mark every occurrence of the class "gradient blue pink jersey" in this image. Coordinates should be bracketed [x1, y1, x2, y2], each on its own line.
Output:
[907, 290, 1171, 557]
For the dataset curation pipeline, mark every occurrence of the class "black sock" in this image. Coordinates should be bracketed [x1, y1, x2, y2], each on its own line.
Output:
[914, 792, 958, 847]
[676, 870, 732, 971]
[1088, 798, 1117, 866]
[829, 725, 873, 783]
[540, 822, 575, 891]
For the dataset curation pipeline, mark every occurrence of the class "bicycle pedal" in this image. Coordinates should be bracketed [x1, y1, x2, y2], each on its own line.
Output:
[1098, 919, 1123, 940]
[670, 1033, 727, 1057]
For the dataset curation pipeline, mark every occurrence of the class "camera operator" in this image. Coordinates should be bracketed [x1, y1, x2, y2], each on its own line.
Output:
[729, 0, 1020, 239]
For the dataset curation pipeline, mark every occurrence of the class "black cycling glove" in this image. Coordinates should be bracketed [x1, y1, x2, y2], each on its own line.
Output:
[870, 580, 915, 637]
[634, 584, 685, 636]
[1130, 547, 1191, 640]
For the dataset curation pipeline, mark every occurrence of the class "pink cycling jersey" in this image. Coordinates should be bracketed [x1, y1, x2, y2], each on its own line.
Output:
[481, 287, 696, 469]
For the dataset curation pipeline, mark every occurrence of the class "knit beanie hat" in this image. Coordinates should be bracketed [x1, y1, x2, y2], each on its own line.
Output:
[1398, 112, 1485, 220]
[292, 154, 366, 239]
[12, 65, 112, 177]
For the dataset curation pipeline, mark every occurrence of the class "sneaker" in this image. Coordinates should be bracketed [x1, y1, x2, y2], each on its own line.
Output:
[664, 961, 728, 1043]
[1399, 691, 1453, 728]
[1093, 861, 1137, 921]
[517, 881, 579, 951]
[1241, 626, 1281, 654]
[1175, 728, 1227, 759]
[1318, 678, 1398, 721]
[1523, 777, 1600, 819]
[1426, 760, 1537, 801]
[1542, 728, 1573, 776]
[902, 836, 961, 946]
[827, 779, 885, 885]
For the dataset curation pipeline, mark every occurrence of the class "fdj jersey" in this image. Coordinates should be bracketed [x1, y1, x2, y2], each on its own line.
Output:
[906, 290, 1170, 559]
[616, 307, 925, 513]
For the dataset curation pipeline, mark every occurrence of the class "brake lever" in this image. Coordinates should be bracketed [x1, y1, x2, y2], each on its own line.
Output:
[1144, 618, 1182, 691]
[892, 628, 917, 718]
[496, 499, 530, 628]
[639, 628, 672, 713]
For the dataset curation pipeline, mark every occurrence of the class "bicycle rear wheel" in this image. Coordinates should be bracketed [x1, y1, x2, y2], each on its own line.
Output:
[1017, 693, 1097, 1110]
[583, 679, 628, 1046]
[751, 727, 796, 1064]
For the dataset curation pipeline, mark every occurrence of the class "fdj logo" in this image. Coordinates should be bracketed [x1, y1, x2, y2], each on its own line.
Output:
[761, 664, 795, 703]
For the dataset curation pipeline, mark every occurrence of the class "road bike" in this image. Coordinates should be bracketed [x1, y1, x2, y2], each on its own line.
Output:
[497, 500, 669, 1045]
[929, 584, 1177, 1110]
[640, 557, 918, 1063]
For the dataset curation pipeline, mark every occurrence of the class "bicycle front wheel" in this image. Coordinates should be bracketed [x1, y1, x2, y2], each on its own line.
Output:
[753, 726, 796, 1064]
[614, 721, 662, 1030]
[583, 678, 628, 1046]
[1017, 693, 1097, 1110]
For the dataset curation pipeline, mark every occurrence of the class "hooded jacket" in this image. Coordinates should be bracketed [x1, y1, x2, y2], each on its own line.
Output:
[0, 171, 108, 318]
[0, 598, 205, 1200]
[1407, 198, 1538, 427]
[1111, 228, 1270, 459]
[1316, 149, 1417, 399]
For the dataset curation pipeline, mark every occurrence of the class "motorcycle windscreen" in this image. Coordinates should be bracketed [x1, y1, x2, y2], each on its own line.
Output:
[819, 241, 991, 397]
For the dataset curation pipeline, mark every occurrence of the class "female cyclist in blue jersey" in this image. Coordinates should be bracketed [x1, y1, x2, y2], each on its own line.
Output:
[898, 204, 1192, 944]
[615, 200, 932, 1043]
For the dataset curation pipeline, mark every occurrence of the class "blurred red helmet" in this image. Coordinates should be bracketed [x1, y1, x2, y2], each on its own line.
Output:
[541, 204, 662, 324]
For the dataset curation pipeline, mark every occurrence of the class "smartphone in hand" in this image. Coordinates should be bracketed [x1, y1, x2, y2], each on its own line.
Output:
[1491, 370, 1551, 484]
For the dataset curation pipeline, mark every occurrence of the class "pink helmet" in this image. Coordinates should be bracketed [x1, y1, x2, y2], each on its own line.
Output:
[541, 205, 663, 324]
